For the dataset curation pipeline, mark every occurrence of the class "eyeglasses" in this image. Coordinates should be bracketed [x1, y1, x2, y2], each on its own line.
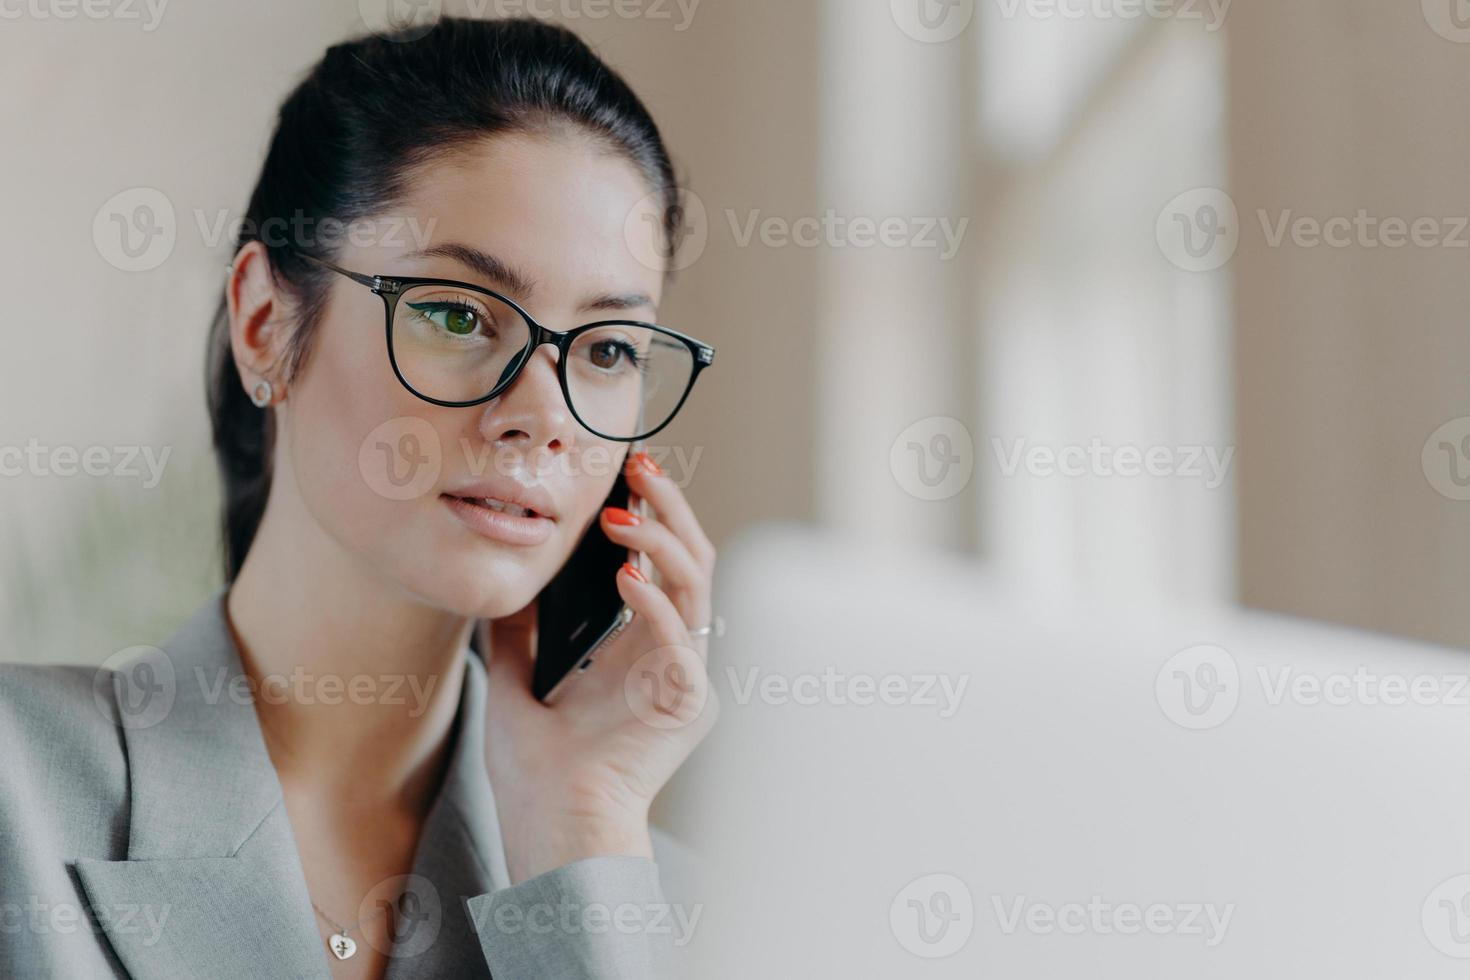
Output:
[294, 251, 715, 442]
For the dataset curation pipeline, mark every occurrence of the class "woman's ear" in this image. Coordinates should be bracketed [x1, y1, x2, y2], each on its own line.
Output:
[225, 240, 290, 406]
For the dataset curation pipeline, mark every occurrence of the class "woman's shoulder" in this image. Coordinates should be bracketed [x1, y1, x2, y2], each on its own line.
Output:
[0, 659, 128, 752]
[0, 660, 132, 857]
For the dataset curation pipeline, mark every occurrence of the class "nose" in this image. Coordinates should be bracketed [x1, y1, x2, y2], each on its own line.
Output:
[476, 344, 579, 467]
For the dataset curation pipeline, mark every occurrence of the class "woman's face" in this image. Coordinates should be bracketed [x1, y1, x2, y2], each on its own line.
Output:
[270, 130, 667, 618]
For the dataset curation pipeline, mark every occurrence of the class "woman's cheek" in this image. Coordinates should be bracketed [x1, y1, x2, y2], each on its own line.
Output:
[285, 366, 437, 556]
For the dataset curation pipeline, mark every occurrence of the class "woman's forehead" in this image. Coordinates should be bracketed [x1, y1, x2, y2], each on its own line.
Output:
[385, 132, 667, 309]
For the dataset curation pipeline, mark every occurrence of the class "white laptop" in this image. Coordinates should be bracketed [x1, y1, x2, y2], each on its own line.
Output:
[664, 523, 1470, 978]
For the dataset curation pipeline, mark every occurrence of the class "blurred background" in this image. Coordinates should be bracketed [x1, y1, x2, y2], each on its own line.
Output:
[8, 1, 1470, 974]
[5, 0, 1469, 660]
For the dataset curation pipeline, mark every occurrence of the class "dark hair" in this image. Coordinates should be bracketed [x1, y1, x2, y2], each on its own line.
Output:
[207, 16, 682, 582]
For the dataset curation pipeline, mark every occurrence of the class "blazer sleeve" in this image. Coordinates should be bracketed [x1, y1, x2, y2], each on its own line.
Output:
[466, 854, 679, 978]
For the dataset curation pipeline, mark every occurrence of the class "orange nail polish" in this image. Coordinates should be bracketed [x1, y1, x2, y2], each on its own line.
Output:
[636, 451, 663, 476]
[620, 561, 647, 583]
[604, 506, 641, 526]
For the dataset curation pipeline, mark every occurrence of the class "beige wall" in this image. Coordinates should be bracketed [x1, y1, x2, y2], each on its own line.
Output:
[1229, 0, 1470, 648]
[549, 0, 824, 547]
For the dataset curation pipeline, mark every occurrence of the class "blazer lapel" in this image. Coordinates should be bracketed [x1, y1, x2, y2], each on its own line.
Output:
[74, 590, 329, 980]
[384, 648, 511, 979]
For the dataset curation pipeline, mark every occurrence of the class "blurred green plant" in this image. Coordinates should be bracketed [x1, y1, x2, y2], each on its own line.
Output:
[1, 442, 223, 665]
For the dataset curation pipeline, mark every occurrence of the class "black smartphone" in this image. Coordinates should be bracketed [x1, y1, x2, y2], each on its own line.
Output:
[532, 456, 644, 703]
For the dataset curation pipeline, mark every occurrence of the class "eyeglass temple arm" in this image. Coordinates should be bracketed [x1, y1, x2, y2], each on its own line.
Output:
[293, 250, 382, 291]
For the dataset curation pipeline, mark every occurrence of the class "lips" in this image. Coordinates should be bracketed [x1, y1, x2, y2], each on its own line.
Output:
[440, 493, 556, 546]
[441, 481, 558, 522]
[449, 495, 540, 519]
[439, 478, 559, 546]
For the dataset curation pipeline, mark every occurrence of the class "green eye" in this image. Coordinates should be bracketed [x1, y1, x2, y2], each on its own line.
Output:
[442, 308, 477, 335]
[408, 301, 480, 336]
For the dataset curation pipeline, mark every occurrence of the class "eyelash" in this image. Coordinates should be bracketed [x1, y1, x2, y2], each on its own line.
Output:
[407, 293, 649, 369]
[590, 337, 646, 370]
[407, 295, 491, 333]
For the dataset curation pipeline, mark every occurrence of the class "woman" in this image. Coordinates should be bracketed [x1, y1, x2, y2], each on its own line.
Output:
[0, 17, 719, 979]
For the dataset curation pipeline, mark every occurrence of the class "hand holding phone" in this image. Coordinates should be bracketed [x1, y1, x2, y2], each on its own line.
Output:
[478, 449, 720, 884]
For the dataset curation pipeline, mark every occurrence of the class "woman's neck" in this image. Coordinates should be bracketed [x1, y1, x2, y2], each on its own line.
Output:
[224, 485, 474, 819]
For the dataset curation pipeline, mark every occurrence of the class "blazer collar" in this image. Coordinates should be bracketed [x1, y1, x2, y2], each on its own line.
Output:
[75, 589, 510, 979]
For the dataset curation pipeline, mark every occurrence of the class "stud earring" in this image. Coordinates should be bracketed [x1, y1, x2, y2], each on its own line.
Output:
[250, 380, 274, 408]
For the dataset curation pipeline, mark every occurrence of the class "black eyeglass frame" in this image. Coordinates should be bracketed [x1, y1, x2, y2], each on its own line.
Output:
[294, 251, 715, 442]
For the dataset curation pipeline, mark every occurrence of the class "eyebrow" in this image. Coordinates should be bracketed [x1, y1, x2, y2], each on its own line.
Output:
[400, 242, 656, 315]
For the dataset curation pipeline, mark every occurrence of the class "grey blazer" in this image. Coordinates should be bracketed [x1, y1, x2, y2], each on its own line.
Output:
[0, 591, 692, 978]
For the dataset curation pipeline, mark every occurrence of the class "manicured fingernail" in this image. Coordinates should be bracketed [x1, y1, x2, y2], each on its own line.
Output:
[620, 561, 647, 583]
[635, 452, 663, 476]
[603, 506, 641, 526]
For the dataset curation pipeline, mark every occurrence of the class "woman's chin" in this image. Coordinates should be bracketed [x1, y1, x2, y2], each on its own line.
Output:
[402, 551, 546, 621]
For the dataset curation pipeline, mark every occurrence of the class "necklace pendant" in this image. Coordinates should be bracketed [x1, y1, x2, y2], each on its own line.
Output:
[329, 933, 358, 960]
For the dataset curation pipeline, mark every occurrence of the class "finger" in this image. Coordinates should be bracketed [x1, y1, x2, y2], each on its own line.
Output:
[600, 508, 710, 629]
[624, 452, 716, 573]
[614, 562, 692, 650]
[609, 566, 716, 731]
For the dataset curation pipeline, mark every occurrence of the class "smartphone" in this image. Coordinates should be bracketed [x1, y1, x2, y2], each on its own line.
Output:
[532, 452, 644, 703]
